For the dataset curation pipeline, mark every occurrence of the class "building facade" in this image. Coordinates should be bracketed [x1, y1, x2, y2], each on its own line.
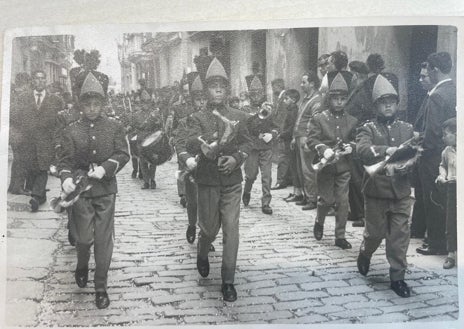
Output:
[122, 25, 457, 120]
[11, 35, 75, 92]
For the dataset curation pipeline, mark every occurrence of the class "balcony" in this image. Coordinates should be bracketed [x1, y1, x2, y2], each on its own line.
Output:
[127, 50, 153, 63]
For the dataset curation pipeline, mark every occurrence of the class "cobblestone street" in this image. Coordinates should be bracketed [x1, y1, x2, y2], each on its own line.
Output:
[6, 157, 459, 326]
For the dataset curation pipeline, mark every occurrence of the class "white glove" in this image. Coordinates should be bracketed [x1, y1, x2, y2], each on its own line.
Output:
[186, 157, 197, 171]
[323, 148, 335, 159]
[343, 145, 353, 154]
[88, 166, 106, 180]
[261, 133, 273, 143]
[62, 177, 76, 194]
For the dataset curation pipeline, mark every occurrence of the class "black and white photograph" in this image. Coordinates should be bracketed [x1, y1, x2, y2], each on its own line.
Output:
[0, 17, 461, 328]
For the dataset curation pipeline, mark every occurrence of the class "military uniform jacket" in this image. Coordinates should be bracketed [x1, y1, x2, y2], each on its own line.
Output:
[246, 114, 280, 151]
[173, 115, 191, 170]
[13, 90, 64, 170]
[293, 92, 322, 138]
[186, 104, 253, 186]
[131, 107, 163, 142]
[356, 119, 414, 199]
[59, 115, 130, 197]
[307, 109, 358, 173]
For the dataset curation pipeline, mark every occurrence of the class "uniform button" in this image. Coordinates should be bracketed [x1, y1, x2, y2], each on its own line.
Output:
[92, 136, 96, 140]
[391, 138, 395, 141]
[92, 150, 97, 154]
[387, 125, 391, 129]
[336, 126, 340, 129]
[90, 123, 94, 128]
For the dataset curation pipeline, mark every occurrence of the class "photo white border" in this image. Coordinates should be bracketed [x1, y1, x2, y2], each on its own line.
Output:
[0, 15, 463, 329]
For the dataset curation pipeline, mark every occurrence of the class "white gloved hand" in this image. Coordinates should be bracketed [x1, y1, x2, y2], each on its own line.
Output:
[88, 166, 106, 180]
[323, 148, 335, 159]
[186, 157, 197, 171]
[261, 133, 273, 143]
[344, 145, 353, 154]
[62, 177, 76, 194]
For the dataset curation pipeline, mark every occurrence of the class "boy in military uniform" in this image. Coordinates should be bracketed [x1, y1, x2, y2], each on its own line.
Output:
[186, 58, 252, 302]
[242, 74, 279, 215]
[307, 71, 357, 250]
[132, 89, 163, 189]
[58, 70, 129, 309]
[356, 74, 415, 298]
[173, 72, 207, 244]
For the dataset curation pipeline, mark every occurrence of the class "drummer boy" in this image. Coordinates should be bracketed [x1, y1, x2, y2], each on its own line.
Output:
[58, 70, 129, 309]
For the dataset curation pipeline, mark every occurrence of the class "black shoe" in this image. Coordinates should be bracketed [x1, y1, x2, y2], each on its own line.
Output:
[416, 246, 447, 255]
[242, 192, 250, 206]
[221, 283, 237, 302]
[180, 195, 187, 208]
[352, 219, 365, 227]
[390, 280, 410, 298]
[286, 194, 303, 203]
[141, 182, 150, 189]
[29, 197, 39, 212]
[68, 230, 76, 247]
[197, 256, 209, 278]
[335, 238, 352, 250]
[357, 252, 371, 276]
[131, 170, 137, 178]
[271, 183, 287, 190]
[209, 244, 215, 252]
[295, 198, 308, 206]
[283, 193, 295, 201]
[302, 201, 317, 211]
[150, 180, 157, 189]
[262, 205, 273, 215]
[95, 291, 110, 309]
[313, 222, 324, 241]
[186, 225, 196, 244]
[443, 257, 456, 269]
[75, 267, 88, 288]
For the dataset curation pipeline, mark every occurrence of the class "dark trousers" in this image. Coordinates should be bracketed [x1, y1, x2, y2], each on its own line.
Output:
[445, 181, 457, 252]
[185, 175, 198, 227]
[244, 149, 273, 207]
[295, 138, 317, 202]
[29, 169, 48, 202]
[177, 163, 186, 196]
[418, 154, 446, 250]
[71, 194, 116, 292]
[140, 158, 156, 184]
[348, 157, 365, 220]
[276, 140, 292, 185]
[9, 143, 28, 192]
[361, 196, 412, 281]
[316, 170, 350, 239]
[197, 183, 241, 284]
[411, 183, 426, 238]
[290, 147, 301, 188]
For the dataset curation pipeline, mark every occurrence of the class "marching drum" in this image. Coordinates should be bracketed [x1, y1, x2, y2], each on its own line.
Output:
[139, 130, 172, 165]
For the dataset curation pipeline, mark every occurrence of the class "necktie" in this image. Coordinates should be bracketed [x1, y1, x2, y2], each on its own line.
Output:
[36, 92, 42, 107]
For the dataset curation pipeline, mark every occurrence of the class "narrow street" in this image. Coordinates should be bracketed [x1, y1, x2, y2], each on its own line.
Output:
[6, 156, 459, 326]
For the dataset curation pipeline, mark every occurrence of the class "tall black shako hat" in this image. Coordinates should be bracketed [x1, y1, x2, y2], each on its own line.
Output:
[205, 57, 228, 85]
[75, 70, 109, 102]
[187, 71, 206, 97]
[245, 74, 264, 92]
[327, 70, 353, 95]
[371, 73, 399, 104]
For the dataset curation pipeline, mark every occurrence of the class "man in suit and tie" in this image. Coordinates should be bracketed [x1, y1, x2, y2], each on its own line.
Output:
[16, 70, 63, 211]
[415, 52, 456, 256]
[410, 62, 435, 239]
